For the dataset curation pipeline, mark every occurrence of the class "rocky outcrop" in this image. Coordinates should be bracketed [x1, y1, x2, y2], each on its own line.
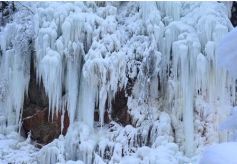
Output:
[22, 104, 69, 146]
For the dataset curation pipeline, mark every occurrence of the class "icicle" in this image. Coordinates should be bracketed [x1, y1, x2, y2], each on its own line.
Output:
[173, 41, 194, 156]
[196, 53, 208, 95]
[156, 2, 181, 21]
[66, 42, 83, 123]
[78, 74, 96, 129]
[99, 86, 107, 126]
[139, 2, 161, 25]
[39, 48, 62, 119]
[205, 41, 216, 103]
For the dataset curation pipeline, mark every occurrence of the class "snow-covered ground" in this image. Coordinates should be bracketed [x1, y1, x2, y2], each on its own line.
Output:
[0, 132, 38, 163]
[200, 142, 237, 164]
[0, 1, 236, 164]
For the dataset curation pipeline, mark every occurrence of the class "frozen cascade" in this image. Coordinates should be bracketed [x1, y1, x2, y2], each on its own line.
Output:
[0, 1, 236, 164]
[0, 8, 33, 134]
[78, 74, 96, 129]
[172, 40, 195, 156]
[66, 56, 82, 123]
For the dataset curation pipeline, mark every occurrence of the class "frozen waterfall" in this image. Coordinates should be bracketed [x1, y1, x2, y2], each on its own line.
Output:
[0, 1, 236, 164]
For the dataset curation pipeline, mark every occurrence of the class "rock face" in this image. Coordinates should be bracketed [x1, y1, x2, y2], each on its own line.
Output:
[110, 78, 136, 126]
[231, 2, 237, 27]
[111, 88, 132, 126]
[0, 2, 15, 26]
[22, 105, 69, 146]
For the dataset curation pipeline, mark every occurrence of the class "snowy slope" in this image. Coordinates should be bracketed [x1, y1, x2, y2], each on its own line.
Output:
[200, 142, 237, 164]
[0, 2, 235, 164]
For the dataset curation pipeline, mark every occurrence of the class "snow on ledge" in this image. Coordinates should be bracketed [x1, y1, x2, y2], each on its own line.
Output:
[200, 142, 237, 164]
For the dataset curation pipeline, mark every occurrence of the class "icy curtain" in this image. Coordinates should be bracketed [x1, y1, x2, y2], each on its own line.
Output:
[0, 2, 236, 163]
[34, 2, 128, 129]
[0, 9, 33, 134]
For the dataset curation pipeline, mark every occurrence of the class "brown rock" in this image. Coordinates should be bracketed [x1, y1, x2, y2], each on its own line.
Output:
[22, 106, 69, 145]
[111, 88, 132, 126]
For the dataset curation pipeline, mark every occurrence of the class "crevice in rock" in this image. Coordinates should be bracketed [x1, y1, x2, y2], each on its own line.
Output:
[111, 88, 131, 126]
[111, 77, 136, 126]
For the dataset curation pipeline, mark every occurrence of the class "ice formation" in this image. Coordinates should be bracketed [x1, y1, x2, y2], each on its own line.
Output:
[0, 1, 236, 163]
[0, 7, 33, 134]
